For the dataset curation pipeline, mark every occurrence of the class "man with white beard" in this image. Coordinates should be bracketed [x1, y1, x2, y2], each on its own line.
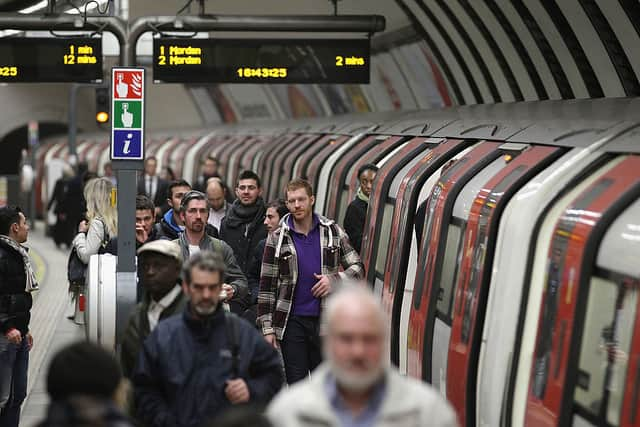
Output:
[267, 285, 458, 427]
[133, 251, 283, 427]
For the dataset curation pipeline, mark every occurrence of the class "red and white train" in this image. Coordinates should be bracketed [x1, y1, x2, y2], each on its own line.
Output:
[36, 98, 640, 427]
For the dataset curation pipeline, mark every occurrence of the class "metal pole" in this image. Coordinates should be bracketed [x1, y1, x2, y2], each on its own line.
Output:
[68, 84, 79, 158]
[114, 43, 141, 346]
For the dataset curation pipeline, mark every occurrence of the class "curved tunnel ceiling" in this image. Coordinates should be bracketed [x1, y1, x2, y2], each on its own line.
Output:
[395, 0, 640, 104]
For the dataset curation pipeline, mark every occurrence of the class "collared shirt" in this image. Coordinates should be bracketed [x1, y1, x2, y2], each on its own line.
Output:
[289, 214, 321, 316]
[208, 203, 227, 231]
[325, 372, 386, 427]
[147, 285, 183, 331]
[145, 175, 158, 201]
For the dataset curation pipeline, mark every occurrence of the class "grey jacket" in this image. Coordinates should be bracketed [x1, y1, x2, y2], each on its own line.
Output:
[173, 234, 248, 303]
[267, 363, 458, 427]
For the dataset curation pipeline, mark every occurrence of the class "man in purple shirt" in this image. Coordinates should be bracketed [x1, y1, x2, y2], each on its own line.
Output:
[258, 179, 364, 384]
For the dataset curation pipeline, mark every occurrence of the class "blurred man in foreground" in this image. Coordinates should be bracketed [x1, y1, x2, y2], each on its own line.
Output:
[268, 285, 458, 427]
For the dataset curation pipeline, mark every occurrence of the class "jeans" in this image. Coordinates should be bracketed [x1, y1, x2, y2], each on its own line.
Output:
[0, 335, 29, 427]
[280, 315, 322, 384]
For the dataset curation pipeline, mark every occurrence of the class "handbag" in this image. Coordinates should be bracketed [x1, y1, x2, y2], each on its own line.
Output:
[67, 247, 87, 293]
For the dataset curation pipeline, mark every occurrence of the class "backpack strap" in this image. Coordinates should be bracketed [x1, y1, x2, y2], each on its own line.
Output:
[224, 311, 241, 378]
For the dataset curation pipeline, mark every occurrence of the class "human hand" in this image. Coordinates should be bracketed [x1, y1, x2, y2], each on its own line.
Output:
[78, 220, 88, 233]
[311, 274, 332, 298]
[225, 378, 250, 404]
[26, 333, 33, 350]
[222, 283, 234, 301]
[264, 333, 279, 349]
[5, 328, 22, 345]
[135, 225, 148, 244]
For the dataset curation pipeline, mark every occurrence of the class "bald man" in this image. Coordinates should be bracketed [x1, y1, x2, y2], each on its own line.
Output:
[267, 285, 458, 427]
[206, 178, 230, 232]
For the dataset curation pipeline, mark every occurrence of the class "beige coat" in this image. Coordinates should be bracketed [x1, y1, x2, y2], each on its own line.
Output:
[267, 363, 458, 427]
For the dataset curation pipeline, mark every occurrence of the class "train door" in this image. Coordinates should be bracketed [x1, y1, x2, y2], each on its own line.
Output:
[476, 147, 606, 427]
[445, 144, 565, 426]
[217, 134, 253, 184]
[315, 133, 370, 215]
[268, 134, 319, 200]
[229, 134, 270, 183]
[181, 131, 217, 183]
[510, 157, 624, 427]
[170, 136, 198, 178]
[325, 135, 402, 221]
[378, 138, 470, 373]
[525, 155, 640, 426]
[360, 137, 437, 295]
[569, 199, 640, 427]
[257, 133, 298, 192]
[294, 135, 349, 186]
[407, 142, 501, 384]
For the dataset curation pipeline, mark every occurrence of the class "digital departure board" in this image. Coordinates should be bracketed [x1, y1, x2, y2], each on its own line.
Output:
[153, 38, 370, 84]
[0, 38, 102, 83]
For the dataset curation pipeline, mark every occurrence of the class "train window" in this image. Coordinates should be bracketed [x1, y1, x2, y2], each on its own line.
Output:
[461, 166, 526, 343]
[389, 150, 430, 198]
[375, 204, 395, 275]
[532, 178, 614, 400]
[436, 222, 464, 321]
[338, 190, 350, 223]
[573, 277, 637, 425]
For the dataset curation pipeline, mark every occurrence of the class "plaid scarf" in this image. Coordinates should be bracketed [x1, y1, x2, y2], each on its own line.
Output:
[0, 235, 39, 292]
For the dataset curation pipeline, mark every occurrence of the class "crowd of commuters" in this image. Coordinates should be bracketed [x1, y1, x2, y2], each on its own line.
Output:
[4, 155, 459, 427]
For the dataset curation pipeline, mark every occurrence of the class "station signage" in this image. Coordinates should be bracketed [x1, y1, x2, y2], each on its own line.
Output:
[0, 37, 102, 83]
[152, 38, 370, 84]
[111, 68, 144, 161]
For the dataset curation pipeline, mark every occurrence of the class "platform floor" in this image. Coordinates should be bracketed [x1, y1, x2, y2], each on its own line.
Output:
[19, 222, 84, 426]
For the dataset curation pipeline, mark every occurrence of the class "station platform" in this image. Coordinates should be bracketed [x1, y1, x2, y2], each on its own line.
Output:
[18, 222, 84, 427]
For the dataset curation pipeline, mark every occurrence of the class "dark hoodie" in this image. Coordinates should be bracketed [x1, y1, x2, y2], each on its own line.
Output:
[219, 199, 267, 274]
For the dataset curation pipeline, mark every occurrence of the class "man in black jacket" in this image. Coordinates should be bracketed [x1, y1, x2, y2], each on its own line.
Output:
[220, 170, 267, 274]
[133, 251, 282, 427]
[343, 163, 378, 254]
[0, 206, 38, 427]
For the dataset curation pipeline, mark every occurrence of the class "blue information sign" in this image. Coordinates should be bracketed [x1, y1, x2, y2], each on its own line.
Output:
[112, 130, 142, 159]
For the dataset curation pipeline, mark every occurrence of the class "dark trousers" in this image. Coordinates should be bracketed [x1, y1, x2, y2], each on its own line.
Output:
[280, 315, 322, 384]
[0, 336, 28, 427]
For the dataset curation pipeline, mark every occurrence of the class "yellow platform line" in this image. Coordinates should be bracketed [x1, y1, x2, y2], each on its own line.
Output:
[29, 248, 46, 285]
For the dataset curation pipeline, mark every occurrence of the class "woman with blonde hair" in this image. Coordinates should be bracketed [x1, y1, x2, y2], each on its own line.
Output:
[72, 177, 118, 263]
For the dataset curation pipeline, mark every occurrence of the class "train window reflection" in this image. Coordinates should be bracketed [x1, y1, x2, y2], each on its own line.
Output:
[375, 204, 395, 274]
[573, 277, 637, 425]
[436, 223, 464, 321]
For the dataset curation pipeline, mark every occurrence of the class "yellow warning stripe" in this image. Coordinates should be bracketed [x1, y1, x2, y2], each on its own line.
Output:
[29, 248, 46, 285]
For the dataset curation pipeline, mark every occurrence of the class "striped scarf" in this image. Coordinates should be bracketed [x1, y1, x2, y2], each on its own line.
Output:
[0, 235, 39, 292]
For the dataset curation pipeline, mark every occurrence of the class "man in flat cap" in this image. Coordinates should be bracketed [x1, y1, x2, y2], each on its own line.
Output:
[120, 240, 186, 378]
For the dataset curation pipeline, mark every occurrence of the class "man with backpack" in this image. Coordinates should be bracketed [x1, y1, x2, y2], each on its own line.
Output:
[133, 251, 282, 427]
